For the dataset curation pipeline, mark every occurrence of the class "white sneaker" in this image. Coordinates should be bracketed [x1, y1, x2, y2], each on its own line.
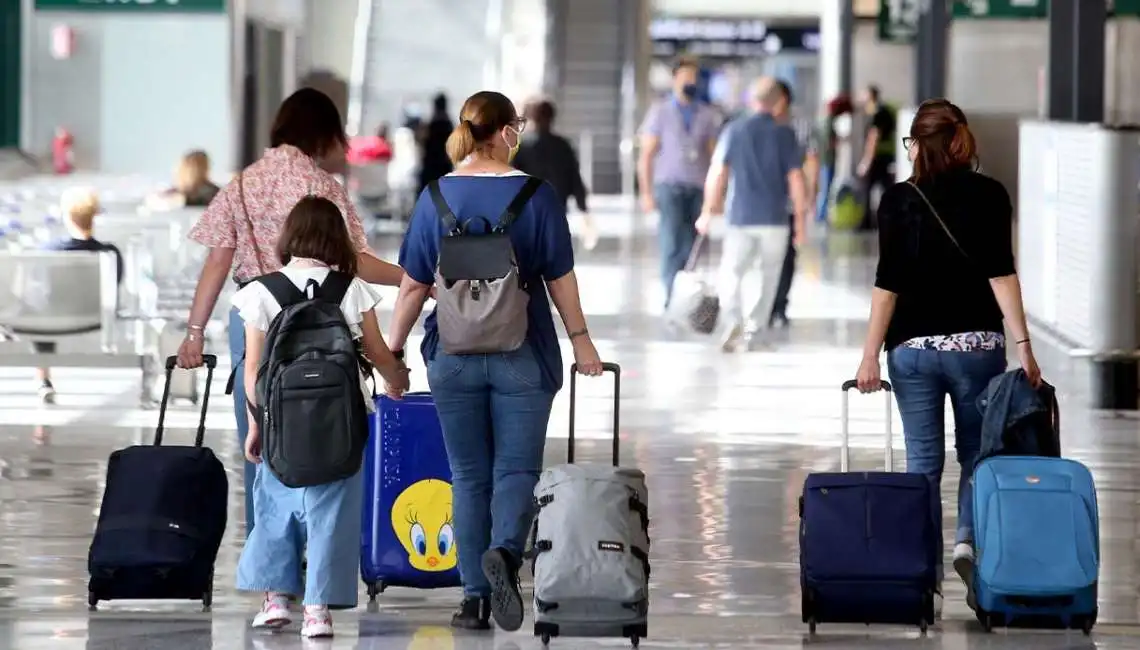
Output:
[252, 597, 292, 629]
[720, 323, 744, 353]
[301, 606, 334, 638]
[953, 542, 977, 610]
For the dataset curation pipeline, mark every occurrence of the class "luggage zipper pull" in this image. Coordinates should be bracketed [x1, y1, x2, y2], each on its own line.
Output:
[470, 283, 481, 301]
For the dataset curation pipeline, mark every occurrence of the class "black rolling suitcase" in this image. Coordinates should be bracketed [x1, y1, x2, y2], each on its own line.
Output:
[87, 355, 228, 610]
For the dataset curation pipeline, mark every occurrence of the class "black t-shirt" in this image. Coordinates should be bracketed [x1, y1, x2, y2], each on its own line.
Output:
[874, 168, 1015, 350]
[513, 132, 588, 213]
[43, 237, 125, 284]
[869, 106, 896, 157]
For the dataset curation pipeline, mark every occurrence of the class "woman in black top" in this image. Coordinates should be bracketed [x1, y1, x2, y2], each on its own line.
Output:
[853, 99, 1040, 603]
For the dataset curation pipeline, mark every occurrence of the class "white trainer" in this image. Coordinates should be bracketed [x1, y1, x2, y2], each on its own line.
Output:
[252, 597, 292, 629]
[301, 606, 334, 638]
[953, 542, 978, 610]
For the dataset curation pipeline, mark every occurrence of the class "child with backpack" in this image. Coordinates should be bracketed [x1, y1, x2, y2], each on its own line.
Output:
[230, 196, 410, 638]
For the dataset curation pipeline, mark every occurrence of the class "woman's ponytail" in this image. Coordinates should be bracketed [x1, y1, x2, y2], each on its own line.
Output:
[446, 120, 477, 166]
[948, 122, 978, 168]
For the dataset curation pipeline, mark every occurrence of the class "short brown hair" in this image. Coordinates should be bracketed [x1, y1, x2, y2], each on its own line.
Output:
[276, 197, 358, 275]
[909, 98, 978, 182]
[270, 88, 347, 159]
[175, 150, 210, 194]
[526, 98, 556, 132]
[672, 56, 699, 76]
[445, 91, 520, 165]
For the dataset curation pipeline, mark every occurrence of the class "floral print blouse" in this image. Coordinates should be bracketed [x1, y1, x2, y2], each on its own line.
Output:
[187, 145, 369, 282]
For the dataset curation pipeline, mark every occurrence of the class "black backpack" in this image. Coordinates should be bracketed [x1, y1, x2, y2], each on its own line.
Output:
[253, 271, 369, 488]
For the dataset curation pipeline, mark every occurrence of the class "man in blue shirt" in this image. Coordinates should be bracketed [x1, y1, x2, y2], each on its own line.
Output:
[697, 78, 809, 352]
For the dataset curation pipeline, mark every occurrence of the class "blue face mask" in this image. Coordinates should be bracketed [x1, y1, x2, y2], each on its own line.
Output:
[681, 84, 698, 100]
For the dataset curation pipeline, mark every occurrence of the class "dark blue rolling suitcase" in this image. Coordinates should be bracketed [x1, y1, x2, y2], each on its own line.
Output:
[361, 392, 462, 600]
[88, 355, 228, 611]
[799, 380, 939, 635]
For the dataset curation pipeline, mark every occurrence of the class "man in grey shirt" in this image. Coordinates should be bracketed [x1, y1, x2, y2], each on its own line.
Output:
[638, 57, 723, 310]
[697, 77, 809, 352]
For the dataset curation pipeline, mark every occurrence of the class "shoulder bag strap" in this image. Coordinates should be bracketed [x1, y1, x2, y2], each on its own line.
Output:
[318, 270, 353, 305]
[237, 172, 267, 275]
[907, 181, 968, 260]
[428, 180, 461, 234]
[494, 176, 544, 232]
[257, 271, 306, 308]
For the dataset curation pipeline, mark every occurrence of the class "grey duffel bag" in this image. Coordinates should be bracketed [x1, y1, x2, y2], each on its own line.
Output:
[530, 363, 650, 648]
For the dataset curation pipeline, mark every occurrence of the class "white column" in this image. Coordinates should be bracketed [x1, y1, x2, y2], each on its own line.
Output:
[819, 0, 844, 103]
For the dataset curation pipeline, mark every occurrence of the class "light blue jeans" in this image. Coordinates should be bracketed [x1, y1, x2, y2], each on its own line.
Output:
[426, 342, 555, 597]
[654, 183, 703, 308]
[236, 464, 363, 607]
[887, 345, 1007, 548]
[228, 307, 257, 535]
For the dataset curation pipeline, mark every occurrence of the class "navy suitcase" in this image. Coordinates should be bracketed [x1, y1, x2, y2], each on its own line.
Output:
[799, 380, 939, 635]
[361, 393, 462, 600]
[972, 456, 1099, 633]
[88, 355, 228, 610]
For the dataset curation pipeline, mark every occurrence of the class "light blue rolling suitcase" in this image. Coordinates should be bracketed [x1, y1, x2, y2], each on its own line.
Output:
[972, 456, 1099, 634]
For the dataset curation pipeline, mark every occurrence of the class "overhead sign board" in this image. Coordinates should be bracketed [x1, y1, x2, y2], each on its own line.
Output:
[35, 0, 225, 12]
[650, 17, 821, 58]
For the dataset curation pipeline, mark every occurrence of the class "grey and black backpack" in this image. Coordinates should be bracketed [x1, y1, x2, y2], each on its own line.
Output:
[253, 271, 369, 488]
[428, 176, 542, 354]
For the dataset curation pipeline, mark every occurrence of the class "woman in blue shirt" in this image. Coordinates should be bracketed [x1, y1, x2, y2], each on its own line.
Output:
[387, 91, 602, 633]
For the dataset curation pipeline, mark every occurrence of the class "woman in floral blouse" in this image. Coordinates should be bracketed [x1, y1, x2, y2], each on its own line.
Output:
[853, 99, 1040, 607]
[176, 88, 404, 535]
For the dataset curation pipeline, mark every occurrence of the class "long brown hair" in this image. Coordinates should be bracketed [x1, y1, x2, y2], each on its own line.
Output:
[276, 197, 358, 275]
[909, 98, 978, 182]
[270, 88, 347, 159]
[445, 91, 520, 165]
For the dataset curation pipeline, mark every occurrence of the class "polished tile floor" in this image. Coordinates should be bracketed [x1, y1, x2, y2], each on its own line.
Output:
[0, 208, 1138, 649]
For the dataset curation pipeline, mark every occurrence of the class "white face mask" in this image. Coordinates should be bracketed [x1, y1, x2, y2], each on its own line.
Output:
[833, 114, 852, 139]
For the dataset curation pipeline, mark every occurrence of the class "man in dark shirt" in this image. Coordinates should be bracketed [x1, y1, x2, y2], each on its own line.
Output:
[513, 99, 598, 250]
[35, 188, 123, 403]
[856, 85, 897, 230]
[417, 93, 455, 192]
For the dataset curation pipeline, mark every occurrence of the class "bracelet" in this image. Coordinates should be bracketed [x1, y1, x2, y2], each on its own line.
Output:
[392, 349, 405, 361]
[1016, 338, 1031, 345]
[188, 323, 205, 331]
[186, 332, 200, 342]
[568, 328, 588, 340]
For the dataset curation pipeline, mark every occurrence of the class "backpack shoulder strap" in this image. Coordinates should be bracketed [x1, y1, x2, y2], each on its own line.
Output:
[428, 180, 460, 234]
[494, 176, 543, 232]
[257, 271, 305, 308]
[318, 270, 353, 305]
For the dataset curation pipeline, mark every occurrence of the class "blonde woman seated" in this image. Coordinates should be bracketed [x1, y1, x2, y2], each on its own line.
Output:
[145, 150, 221, 211]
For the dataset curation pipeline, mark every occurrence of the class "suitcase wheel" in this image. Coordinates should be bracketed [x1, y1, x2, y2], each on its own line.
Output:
[807, 618, 816, 635]
[366, 581, 386, 602]
[88, 590, 98, 611]
[630, 635, 640, 648]
[540, 633, 551, 647]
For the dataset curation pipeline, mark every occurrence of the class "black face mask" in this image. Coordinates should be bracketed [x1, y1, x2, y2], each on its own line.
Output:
[681, 84, 698, 100]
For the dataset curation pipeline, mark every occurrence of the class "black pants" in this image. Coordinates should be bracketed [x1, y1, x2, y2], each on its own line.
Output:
[861, 155, 894, 230]
[33, 342, 56, 355]
[770, 213, 796, 324]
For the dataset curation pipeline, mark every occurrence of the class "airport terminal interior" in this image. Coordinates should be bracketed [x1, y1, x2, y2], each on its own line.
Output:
[2, 0, 1140, 648]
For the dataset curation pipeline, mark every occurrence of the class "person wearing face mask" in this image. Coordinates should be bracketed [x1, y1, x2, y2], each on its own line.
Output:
[388, 90, 601, 633]
[638, 56, 724, 312]
[176, 87, 406, 536]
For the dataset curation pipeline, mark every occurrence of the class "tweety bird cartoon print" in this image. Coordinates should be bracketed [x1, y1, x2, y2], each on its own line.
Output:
[390, 478, 458, 572]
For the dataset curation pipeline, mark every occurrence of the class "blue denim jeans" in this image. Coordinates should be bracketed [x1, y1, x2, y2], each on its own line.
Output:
[654, 183, 703, 308]
[236, 465, 363, 607]
[228, 307, 257, 536]
[887, 345, 1007, 549]
[426, 343, 555, 597]
[815, 164, 834, 223]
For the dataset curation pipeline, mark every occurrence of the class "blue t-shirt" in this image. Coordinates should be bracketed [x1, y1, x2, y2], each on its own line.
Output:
[398, 173, 574, 394]
[713, 113, 803, 227]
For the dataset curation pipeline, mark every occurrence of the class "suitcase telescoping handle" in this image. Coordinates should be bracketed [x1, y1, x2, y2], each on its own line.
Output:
[568, 362, 621, 466]
[840, 379, 893, 473]
[155, 354, 217, 448]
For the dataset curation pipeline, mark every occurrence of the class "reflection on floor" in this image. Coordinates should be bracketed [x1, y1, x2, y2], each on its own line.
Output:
[0, 207, 1138, 649]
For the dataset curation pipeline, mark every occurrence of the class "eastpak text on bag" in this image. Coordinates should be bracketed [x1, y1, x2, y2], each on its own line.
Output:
[254, 271, 370, 488]
[429, 177, 541, 355]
